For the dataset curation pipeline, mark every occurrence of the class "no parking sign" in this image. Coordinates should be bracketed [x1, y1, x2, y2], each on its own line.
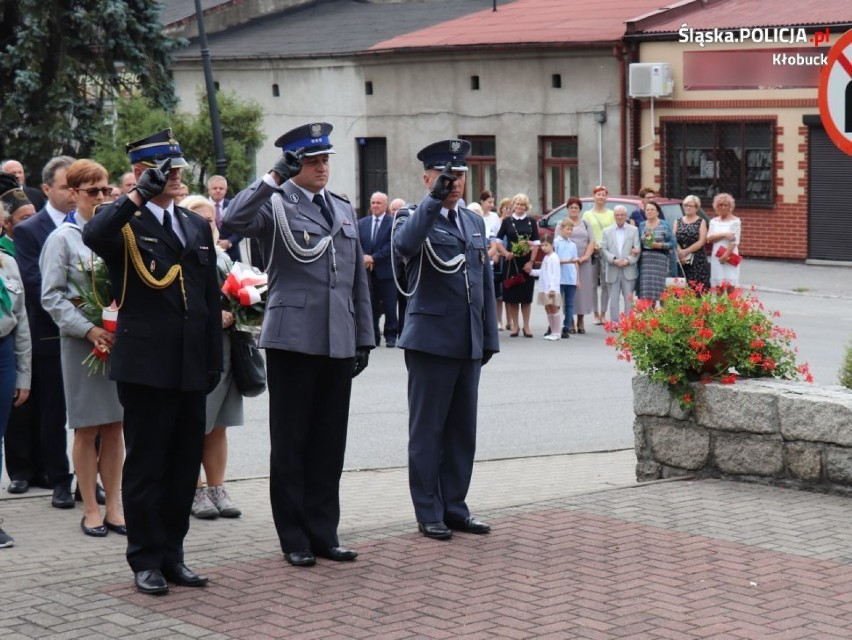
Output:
[819, 29, 852, 155]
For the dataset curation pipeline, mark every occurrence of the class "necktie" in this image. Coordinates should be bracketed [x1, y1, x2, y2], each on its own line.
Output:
[448, 209, 458, 229]
[371, 216, 380, 249]
[313, 193, 334, 227]
[162, 210, 181, 246]
[215, 202, 222, 229]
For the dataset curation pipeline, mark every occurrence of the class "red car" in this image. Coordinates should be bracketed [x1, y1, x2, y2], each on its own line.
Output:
[537, 196, 685, 238]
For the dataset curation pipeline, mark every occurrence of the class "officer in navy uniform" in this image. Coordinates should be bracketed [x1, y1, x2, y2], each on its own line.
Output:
[83, 129, 223, 595]
[223, 122, 373, 567]
[392, 139, 499, 540]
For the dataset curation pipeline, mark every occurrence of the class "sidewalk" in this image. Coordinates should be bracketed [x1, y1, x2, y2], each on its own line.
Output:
[5, 450, 852, 639]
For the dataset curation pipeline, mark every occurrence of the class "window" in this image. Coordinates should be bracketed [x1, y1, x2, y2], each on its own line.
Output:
[272, 84, 280, 97]
[541, 137, 578, 213]
[461, 136, 496, 203]
[663, 121, 774, 206]
[552, 74, 562, 89]
[471, 75, 480, 90]
[365, 81, 373, 95]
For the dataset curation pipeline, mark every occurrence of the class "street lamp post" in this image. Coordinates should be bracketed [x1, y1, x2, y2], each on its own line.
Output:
[194, 0, 227, 178]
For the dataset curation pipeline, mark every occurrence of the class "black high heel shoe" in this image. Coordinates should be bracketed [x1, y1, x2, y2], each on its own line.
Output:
[81, 517, 108, 537]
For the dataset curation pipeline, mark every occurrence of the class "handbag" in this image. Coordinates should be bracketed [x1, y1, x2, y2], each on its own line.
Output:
[230, 330, 267, 397]
[665, 259, 687, 288]
[715, 245, 742, 266]
[502, 260, 526, 290]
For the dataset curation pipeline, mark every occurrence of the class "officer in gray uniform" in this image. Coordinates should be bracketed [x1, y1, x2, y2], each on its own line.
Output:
[392, 139, 499, 541]
[222, 122, 373, 567]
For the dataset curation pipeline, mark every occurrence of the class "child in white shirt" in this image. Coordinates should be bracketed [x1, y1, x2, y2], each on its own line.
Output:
[531, 236, 563, 340]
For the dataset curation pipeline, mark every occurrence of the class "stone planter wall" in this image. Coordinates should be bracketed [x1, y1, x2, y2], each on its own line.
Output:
[633, 376, 852, 493]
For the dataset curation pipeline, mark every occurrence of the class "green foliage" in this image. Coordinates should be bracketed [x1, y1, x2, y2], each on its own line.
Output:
[91, 90, 265, 194]
[0, 0, 181, 184]
[606, 285, 812, 409]
[840, 342, 852, 390]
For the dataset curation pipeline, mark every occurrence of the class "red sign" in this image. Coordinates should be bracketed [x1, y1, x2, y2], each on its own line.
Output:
[818, 30, 852, 155]
[684, 48, 828, 90]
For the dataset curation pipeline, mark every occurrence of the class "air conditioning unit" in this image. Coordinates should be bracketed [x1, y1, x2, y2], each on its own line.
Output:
[629, 63, 673, 98]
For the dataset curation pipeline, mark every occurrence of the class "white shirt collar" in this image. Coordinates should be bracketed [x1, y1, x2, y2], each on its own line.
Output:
[45, 202, 68, 228]
[146, 200, 185, 244]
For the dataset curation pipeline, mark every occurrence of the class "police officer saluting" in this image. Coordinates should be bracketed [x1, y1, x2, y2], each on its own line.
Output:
[83, 129, 223, 595]
[223, 122, 373, 567]
[393, 139, 499, 540]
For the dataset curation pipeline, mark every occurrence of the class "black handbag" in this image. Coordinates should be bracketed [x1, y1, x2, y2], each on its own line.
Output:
[230, 330, 267, 397]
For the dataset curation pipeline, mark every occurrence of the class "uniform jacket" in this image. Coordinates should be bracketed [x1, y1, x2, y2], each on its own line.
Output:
[600, 223, 640, 283]
[14, 208, 62, 356]
[358, 214, 394, 280]
[82, 196, 223, 391]
[222, 177, 373, 357]
[392, 195, 499, 360]
[0, 255, 32, 389]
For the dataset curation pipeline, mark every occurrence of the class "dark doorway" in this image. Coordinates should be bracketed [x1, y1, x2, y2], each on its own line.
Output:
[357, 137, 388, 218]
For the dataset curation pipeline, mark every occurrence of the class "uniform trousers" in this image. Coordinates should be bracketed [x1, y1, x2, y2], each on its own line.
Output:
[266, 349, 354, 553]
[0, 335, 16, 474]
[117, 382, 205, 572]
[607, 269, 636, 322]
[405, 350, 481, 524]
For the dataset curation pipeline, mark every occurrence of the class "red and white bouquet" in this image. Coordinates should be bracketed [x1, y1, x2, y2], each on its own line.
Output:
[220, 261, 268, 331]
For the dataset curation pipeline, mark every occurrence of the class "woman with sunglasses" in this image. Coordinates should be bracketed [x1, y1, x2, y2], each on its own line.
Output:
[40, 159, 125, 538]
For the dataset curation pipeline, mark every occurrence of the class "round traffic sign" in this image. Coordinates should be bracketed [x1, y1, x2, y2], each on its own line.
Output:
[819, 29, 852, 155]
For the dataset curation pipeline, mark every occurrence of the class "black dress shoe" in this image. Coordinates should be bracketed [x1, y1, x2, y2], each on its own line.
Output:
[284, 550, 316, 567]
[104, 520, 127, 535]
[51, 485, 74, 509]
[135, 569, 169, 595]
[80, 516, 108, 537]
[314, 546, 358, 561]
[7, 479, 28, 494]
[418, 521, 453, 540]
[162, 563, 209, 587]
[446, 516, 491, 534]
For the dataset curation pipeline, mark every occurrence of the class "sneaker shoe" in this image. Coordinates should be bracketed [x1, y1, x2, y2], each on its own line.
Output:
[191, 487, 219, 519]
[0, 525, 14, 548]
[544, 334, 560, 341]
[207, 486, 242, 518]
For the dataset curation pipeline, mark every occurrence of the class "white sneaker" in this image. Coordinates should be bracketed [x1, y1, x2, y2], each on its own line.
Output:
[208, 485, 242, 518]
[544, 334, 560, 341]
[191, 487, 219, 519]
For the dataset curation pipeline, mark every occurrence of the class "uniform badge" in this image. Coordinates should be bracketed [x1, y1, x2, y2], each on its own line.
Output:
[149, 260, 156, 273]
[134, 211, 142, 217]
[310, 123, 323, 138]
[450, 140, 462, 153]
[289, 193, 299, 203]
[303, 230, 310, 245]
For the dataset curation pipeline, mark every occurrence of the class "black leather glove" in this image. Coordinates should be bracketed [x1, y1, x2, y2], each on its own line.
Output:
[271, 149, 303, 183]
[131, 158, 171, 202]
[352, 349, 370, 378]
[205, 370, 221, 394]
[428, 163, 457, 201]
[481, 350, 496, 366]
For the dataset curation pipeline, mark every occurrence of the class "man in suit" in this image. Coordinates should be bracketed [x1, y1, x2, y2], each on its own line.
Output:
[392, 139, 499, 541]
[223, 122, 373, 568]
[599, 205, 640, 322]
[1, 159, 47, 212]
[206, 175, 241, 262]
[359, 191, 399, 347]
[83, 129, 222, 595]
[13, 156, 76, 505]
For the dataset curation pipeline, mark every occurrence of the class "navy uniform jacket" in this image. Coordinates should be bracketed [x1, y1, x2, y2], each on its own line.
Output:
[222, 178, 373, 357]
[393, 195, 499, 359]
[82, 196, 223, 391]
[358, 214, 394, 280]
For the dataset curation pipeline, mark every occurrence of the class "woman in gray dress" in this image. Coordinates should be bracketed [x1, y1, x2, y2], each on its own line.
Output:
[564, 198, 595, 333]
[40, 159, 125, 537]
[180, 196, 244, 520]
[637, 200, 676, 303]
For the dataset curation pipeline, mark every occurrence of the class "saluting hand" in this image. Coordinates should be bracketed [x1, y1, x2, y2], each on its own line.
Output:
[132, 158, 171, 202]
[428, 163, 457, 202]
[270, 148, 304, 184]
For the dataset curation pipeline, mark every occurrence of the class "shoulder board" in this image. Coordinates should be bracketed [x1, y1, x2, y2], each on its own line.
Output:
[328, 191, 350, 203]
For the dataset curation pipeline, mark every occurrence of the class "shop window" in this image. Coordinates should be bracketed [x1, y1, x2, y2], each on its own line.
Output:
[541, 137, 578, 213]
[461, 136, 496, 203]
[663, 121, 774, 206]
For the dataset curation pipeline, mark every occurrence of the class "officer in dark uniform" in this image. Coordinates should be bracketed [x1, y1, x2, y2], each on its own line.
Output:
[83, 129, 223, 595]
[223, 122, 373, 567]
[392, 139, 499, 540]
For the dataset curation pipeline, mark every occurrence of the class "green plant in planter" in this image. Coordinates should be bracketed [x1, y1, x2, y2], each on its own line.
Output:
[605, 284, 813, 409]
[841, 341, 852, 390]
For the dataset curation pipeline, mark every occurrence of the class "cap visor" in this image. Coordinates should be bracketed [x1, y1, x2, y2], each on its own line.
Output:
[301, 148, 336, 157]
[140, 156, 189, 168]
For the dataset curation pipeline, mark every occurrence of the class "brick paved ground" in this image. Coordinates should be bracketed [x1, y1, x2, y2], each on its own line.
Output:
[4, 451, 852, 639]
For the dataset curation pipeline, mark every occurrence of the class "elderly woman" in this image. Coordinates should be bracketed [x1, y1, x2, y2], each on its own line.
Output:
[563, 197, 595, 333]
[40, 159, 124, 537]
[497, 193, 539, 337]
[674, 195, 711, 291]
[0, 198, 32, 549]
[706, 192, 742, 289]
[180, 195, 243, 520]
[637, 200, 676, 303]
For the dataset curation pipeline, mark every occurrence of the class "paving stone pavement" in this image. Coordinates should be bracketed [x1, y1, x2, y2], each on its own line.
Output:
[4, 450, 852, 639]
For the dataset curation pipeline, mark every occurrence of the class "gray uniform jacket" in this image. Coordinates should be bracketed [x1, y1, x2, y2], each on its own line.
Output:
[222, 178, 373, 357]
[0, 255, 32, 389]
[393, 195, 499, 360]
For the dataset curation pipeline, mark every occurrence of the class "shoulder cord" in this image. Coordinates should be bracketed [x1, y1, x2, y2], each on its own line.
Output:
[390, 207, 466, 298]
[270, 192, 336, 269]
[117, 224, 186, 309]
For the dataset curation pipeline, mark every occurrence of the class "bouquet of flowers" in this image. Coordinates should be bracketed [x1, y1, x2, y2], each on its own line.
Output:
[510, 235, 532, 257]
[605, 283, 812, 409]
[73, 256, 118, 375]
[641, 229, 655, 249]
[220, 261, 268, 331]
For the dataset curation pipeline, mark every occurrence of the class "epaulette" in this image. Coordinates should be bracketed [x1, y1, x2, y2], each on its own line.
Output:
[328, 191, 350, 204]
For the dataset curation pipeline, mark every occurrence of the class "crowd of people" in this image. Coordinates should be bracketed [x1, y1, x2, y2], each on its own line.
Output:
[0, 129, 742, 594]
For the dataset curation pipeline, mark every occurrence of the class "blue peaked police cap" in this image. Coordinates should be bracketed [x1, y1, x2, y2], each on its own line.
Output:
[416, 139, 471, 172]
[274, 122, 336, 157]
[126, 128, 189, 168]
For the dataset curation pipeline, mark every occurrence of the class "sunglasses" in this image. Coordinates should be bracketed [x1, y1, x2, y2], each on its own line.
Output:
[75, 187, 113, 197]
